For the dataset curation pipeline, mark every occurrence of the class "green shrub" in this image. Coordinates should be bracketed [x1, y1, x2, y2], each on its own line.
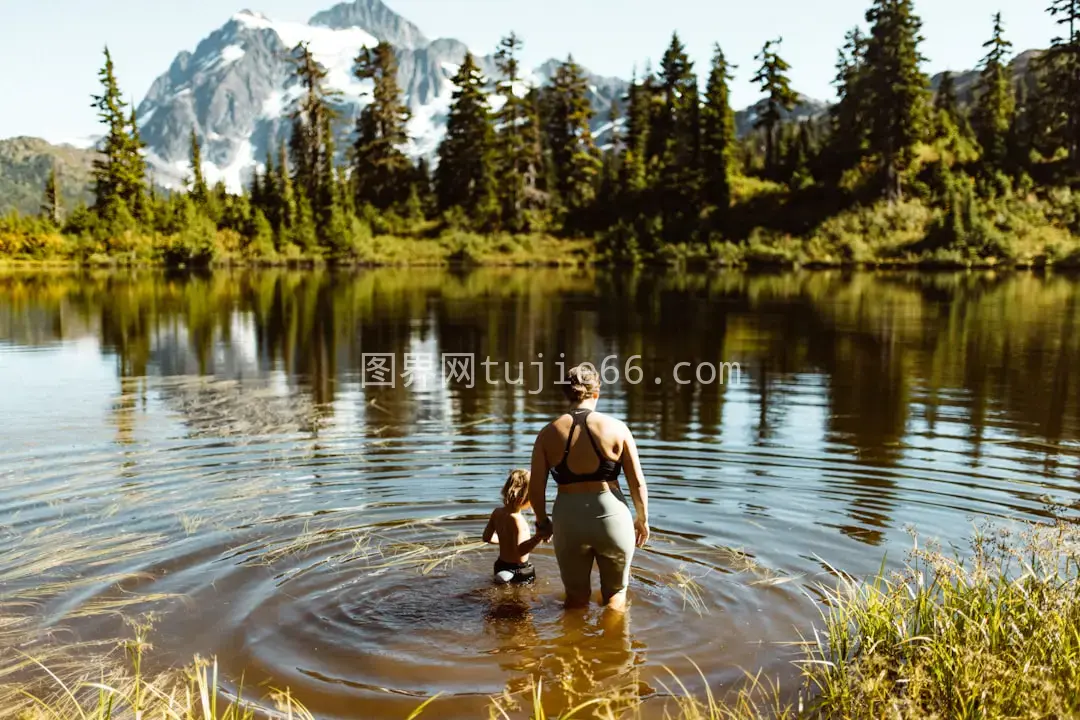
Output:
[161, 214, 218, 267]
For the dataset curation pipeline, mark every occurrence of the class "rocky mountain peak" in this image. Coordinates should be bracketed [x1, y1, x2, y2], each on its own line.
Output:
[308, 0, 428, 49]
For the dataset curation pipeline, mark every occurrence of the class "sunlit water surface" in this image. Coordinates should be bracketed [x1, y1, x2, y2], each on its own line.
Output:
[1, 269, 1079, 718]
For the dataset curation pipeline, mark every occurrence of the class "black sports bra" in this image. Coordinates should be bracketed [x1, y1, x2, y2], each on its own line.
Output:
[551, 409, 623, 485]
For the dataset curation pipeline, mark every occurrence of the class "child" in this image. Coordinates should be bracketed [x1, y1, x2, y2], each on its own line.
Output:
[483, 469, 544, 585]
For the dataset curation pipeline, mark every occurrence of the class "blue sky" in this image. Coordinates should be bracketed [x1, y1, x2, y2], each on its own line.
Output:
[0, 0, 1059, 144]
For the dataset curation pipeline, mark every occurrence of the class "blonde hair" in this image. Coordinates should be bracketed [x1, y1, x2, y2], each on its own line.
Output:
[501, 469, 530, 509]
[563, 363, 601, 402]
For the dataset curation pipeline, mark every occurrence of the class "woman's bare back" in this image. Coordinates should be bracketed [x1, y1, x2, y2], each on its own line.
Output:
[542, 411, 627, 474]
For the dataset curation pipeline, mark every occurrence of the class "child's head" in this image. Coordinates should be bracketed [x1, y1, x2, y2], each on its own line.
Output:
[501, 469, 531, 511]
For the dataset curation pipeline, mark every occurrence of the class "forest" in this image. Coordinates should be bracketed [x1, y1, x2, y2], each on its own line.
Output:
[4, 0, 1080, 268]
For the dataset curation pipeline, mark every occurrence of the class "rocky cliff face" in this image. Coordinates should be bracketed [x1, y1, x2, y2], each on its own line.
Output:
[135, 0, 628, 191]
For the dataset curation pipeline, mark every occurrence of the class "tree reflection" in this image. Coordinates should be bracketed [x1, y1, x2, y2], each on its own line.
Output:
[3, 268, 1080, 544]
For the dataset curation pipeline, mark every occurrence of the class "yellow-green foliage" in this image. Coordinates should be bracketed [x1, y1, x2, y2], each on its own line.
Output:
[810, 200, 934, 262]
[730, 174, 788, 205]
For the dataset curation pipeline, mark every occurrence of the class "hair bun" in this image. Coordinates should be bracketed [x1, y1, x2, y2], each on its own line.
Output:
[563, 363, 601, 402]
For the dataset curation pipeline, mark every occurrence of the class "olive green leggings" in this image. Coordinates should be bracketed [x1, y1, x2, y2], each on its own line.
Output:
[552, 488, 636, 602]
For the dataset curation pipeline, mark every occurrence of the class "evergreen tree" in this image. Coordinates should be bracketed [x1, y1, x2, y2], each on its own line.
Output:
[493, 33, 544, 230]
[751, 39, 799, 177]
[277, 140, 298, 246]
[620, 72, 652, 194]
[827, 27, 870, 177]
[288, 41, 340, 234]
[655, 34, 701, 172]
[934, 71, 973, 139]
[702, 44, 736, 221]
[863, 0, 930, 200]
[127, 107, 149, 221]
[189, 128, 209, 206]
[1008, 74, 1038, 170]
[653, 33, 702, 240]
[595, 100, 623, 226]
[352, 41, 412, 210]
[972, 12, 1015, 170]
[42, 164, 62, 225]
[1042, 0, 1080, 163]
[250, 165, 264, 211]
[545, 55, 601, 218]
[435, 52, 496, 222]
[91, 47, 145, 220]
[411, 157, 435, 217]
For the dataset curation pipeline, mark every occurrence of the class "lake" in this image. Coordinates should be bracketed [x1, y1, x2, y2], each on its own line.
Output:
[1, 268, 1078, 718]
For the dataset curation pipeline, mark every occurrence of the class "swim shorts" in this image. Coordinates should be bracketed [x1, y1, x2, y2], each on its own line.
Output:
[493, 559, 536, 585]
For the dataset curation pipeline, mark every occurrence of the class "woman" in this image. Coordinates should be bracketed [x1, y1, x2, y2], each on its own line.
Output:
[529, 364, 649, 612]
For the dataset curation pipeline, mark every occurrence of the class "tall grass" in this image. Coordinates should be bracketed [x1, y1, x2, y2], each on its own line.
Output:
[5, 518, 1079, 719]
[8, 621, 312, 720]
[804, 517, 1080, 719]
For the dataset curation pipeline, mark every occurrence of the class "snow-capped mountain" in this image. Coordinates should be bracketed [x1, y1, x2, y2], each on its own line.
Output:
[136, 0, 628, 191]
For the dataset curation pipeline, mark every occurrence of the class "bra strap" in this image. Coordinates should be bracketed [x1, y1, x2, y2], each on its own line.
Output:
[567, 409, 606, 461]
[562, 410, 589, 458]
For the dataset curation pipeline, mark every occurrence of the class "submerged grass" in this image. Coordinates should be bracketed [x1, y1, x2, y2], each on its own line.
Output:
[4, 517, 1080, 718]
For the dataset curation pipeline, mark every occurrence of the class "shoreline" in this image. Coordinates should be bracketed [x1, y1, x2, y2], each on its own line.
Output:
[5, 250, 1080, 271]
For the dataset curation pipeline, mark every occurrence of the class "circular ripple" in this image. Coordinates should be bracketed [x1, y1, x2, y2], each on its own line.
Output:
[144, 514, 810, 719]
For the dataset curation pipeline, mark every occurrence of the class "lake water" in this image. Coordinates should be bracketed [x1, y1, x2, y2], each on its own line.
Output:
[1, 269, 1079, 718]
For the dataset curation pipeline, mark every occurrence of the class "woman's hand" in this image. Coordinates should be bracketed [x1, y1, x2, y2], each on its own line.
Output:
[634, 517, 650, 548]
[536, 516, 554, 541]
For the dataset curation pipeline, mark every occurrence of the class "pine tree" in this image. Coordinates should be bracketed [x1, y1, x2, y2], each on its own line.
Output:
[1008, 75, 1038, 170]
[828, 27, 870, 175]
[545, 55, 601, 217]
[256, 148, 279, 231]
[42, 164, 62, 225]
[702, 44, 736, 221]
[1043, 0, 1080, 163]
[652, 33, 702, 240]
[934, 71, 973, 138]
[288, 41, 340, 231]
[435, 52, 496, 222]
[620, 72, 651, 194]
[863, 0, 930, 200]
[91, 47, 145, 220]
[352, 41, 412, 210]
[189, 128, 209, 206]
[277, 140, 297, 244]
[751, 39, 799, 177]
[493, 33, 544, 230]
[127, 107, 149, 221]
[655, 34, 701, 171]
[972, 13, 1015, 170]
[250, 164, 264, 211]
[595, 100, 623, 226]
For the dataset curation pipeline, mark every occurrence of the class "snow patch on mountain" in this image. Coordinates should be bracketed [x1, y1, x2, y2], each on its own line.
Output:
[233, 10, 378, 99]
[135, 0, 629, 193]
[220, 45, 247, 64]
[404, 94, 452, 158]
[205, 139, 256, 190]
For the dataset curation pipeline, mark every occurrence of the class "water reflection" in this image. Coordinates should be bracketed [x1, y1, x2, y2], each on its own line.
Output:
[4, 269, 1079, 455]
[3, 268, 1080, 718]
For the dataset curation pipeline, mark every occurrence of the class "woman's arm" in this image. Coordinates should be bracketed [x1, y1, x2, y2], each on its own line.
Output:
[528, 429, 552, 538]
[620, 428, 650, 547]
